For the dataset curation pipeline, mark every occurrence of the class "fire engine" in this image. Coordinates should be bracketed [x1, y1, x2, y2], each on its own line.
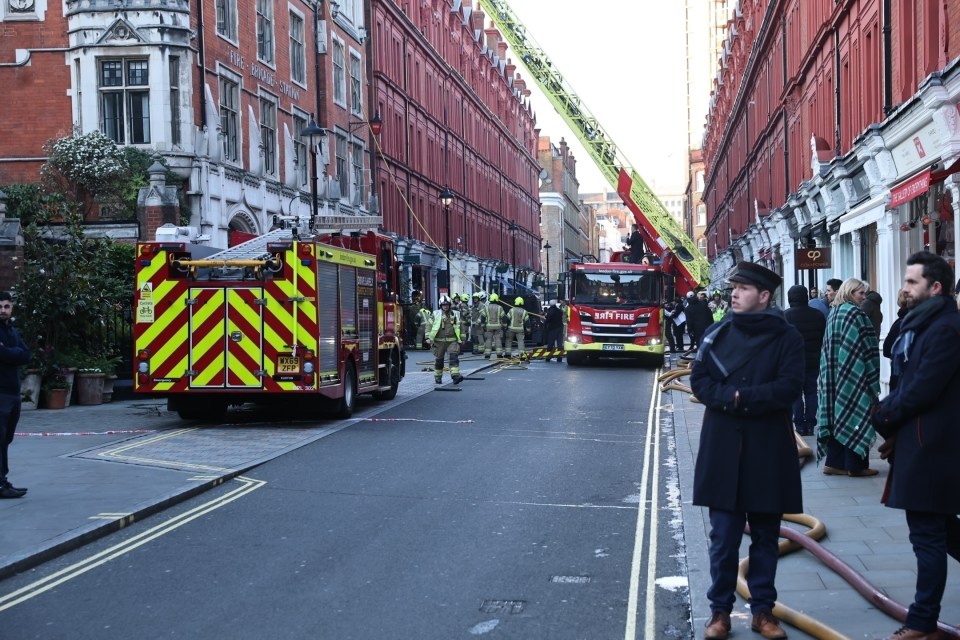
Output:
[562, 252, 673, 367]
[133, 217, 405, 420]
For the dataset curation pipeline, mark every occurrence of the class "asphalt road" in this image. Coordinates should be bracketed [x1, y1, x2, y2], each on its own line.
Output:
[0, 359, 691, 639]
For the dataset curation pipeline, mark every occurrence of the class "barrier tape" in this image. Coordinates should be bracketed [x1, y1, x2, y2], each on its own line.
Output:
[364, 418, 475, 424]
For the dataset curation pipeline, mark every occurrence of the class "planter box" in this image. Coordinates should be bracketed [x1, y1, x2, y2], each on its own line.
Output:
[43, 387, 68, 410]
[20, 371, 41, 411]
[75, 373, 105, 406]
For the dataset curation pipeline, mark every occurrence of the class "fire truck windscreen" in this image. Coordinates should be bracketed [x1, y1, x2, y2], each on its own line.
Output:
[571, 271, 661, 307]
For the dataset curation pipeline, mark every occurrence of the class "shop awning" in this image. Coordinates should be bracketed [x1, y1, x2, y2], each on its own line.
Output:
[888, 160, 960, 209]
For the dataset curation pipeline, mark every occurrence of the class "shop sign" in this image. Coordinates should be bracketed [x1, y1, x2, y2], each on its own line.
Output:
[888, 169, 932, 209]
[796, 247, 831, 269]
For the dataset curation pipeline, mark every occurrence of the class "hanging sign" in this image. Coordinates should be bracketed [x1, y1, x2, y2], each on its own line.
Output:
[796, 247, 831, 269]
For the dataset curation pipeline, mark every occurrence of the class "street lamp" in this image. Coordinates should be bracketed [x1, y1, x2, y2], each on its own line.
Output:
[440, 186, 455, 294]
[302, 116, 327, 229]
[543, 241, 552, 299]
[509, 222, 519, 295]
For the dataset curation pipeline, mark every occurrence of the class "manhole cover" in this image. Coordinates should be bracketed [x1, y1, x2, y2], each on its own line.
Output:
[550, 575, 592, 584]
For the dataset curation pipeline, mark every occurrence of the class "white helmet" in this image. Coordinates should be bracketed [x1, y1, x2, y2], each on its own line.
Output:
[439, 294, 453, 306]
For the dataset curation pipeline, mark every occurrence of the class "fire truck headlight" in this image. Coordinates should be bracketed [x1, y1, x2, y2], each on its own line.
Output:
[567, 336, 579, 344]
[137, 361, 149, 374]
[648, 338, 662, 345]
[303, 361, 315, 374]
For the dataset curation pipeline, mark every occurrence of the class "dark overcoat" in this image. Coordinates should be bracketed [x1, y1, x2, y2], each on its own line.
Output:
[872, 299, 960, 513]
[691, 312, 804, 513]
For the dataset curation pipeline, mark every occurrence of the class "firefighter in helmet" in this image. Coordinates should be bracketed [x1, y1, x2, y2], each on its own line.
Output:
[506, 296, 530, 359]
[456, 293, 471, 348]
[470, 292, 485, 352]
[481, 293, 506, 359]
[427, 294, 464, 385]
[413, 294, 433, 350]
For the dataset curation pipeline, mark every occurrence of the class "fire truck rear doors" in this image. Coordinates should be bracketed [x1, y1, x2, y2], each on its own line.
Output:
[187, 287, 265, 389]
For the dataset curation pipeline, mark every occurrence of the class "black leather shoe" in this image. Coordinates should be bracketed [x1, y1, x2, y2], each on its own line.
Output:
[0, 485, 26, 499]
[3, 481, 27, 494]
[452, 375, 464, 385]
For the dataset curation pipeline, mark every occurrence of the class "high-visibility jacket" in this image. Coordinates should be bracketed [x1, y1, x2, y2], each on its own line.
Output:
[508, 307, 528, 332]
[427, 310, 461, 342]
[483, 302, 505, 329]
[416, 306, 433, 327]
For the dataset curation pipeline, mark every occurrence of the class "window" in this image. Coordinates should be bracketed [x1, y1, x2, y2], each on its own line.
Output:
[169, 58, 181, 146]
[289, 11, 306, 85]
[349, 53, 362, 115]
[697, 204, 706, 226]
[215, 0, 237, 40]
[219, 76, 239, 162]
[333, 39, 346, 106]
[257, 0, 275, 64]
[260, 96, 278, 176]
[335, 133, 347, 184]
[293, 113, 308, 187]
[99, 59, 150, 145]
[351, 141, 364, 204]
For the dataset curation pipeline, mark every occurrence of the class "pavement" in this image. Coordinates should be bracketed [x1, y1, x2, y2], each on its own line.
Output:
[2, 350, 959, 639]
[669, 352, 960, 640]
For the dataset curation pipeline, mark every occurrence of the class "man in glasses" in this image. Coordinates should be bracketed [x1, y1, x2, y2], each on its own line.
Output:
[0, 291, 30, 498]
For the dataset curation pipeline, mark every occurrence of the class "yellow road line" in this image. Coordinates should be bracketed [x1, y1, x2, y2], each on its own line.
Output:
[0, 476, 265, 611]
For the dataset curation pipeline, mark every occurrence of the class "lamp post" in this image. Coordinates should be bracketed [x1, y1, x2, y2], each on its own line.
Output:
[439, 186, 455, 294]
[543, 241, 552, 299]
[509, 222, 518, 295]
[302, 116, 326, 229]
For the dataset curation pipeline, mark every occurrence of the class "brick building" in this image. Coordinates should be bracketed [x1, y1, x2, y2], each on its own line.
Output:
[0, 0, 381, 246]
[368, 0, 541, 303]
[702, 0, 960, 386]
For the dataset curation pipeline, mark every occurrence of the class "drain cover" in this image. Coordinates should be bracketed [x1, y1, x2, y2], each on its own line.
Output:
[479, 599, 526, 614]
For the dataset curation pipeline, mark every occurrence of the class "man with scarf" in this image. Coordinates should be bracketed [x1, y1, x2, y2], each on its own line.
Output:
[691, 262, 803, 640]
[871, 252, 960, 640]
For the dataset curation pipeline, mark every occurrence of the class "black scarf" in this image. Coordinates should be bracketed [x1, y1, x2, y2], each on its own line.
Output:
[891, 295, 951, 378]
[697, 308, 788, 380]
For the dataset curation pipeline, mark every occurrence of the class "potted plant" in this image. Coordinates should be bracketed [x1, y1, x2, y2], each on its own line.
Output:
[42, 370, 70, 410]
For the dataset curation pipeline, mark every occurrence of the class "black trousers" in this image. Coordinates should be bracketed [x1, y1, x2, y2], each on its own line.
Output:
[904, 510, 960, 632]
[0, 394, 21, 481]
[707, 509, 782, 614]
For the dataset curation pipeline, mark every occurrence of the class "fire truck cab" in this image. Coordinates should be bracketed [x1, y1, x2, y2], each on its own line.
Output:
[561, 254, 671, 367]
[133, 219, 405, 420]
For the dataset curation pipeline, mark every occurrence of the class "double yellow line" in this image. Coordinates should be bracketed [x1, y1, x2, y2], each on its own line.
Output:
[0, 476, 265, 612]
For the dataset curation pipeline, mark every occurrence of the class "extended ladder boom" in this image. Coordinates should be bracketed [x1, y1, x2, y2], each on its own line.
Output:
[477, 0, 710, 292]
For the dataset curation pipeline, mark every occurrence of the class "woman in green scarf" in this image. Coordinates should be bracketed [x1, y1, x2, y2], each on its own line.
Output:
[817, 278, 881, 476]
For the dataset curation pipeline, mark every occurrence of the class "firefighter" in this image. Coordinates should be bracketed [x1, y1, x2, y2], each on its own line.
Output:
[456, 293, 471, 348]
[414, 298, 433, 350]
[427, 295, 463, 385]
[506, 296, 530, 359]
[482, 293, 506, 359]
[470, 292, 485, 352]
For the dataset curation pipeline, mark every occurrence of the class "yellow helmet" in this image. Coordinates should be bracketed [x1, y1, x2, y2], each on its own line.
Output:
[489, 293, 499, 302]
[514, 297, 524, 306]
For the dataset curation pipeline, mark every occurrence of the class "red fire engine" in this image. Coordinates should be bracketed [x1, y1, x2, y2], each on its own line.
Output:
[561, 251, 675, 367]
[133, 218, 405, 420]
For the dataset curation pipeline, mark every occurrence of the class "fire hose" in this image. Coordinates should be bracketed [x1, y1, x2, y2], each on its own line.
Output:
[656, 367, 960, 639]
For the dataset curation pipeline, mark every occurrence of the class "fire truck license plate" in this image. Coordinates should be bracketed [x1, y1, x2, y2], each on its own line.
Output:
[602, 344, 625, 351]
[277, 357, 300, 373]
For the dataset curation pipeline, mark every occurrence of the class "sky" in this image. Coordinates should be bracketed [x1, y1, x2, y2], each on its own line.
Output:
[498, 1, 690, 195]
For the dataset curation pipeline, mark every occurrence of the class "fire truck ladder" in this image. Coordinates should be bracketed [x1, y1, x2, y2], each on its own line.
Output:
[477, 0, 710, 292]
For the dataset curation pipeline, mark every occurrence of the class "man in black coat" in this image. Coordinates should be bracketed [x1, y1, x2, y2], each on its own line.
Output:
[784, 285, 826, 436]
[626, 223, 644, 263]
[542, 300, 564, 362]
[684, 290, 715, 351]
[871, 252, 960, 640]
[691, 263, 803, 640]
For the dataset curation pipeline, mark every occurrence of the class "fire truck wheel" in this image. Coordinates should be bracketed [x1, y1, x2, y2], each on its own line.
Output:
[566, 353, 586, 367]
[333, 361, 357, 419]
[171, 397, 227, 421]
